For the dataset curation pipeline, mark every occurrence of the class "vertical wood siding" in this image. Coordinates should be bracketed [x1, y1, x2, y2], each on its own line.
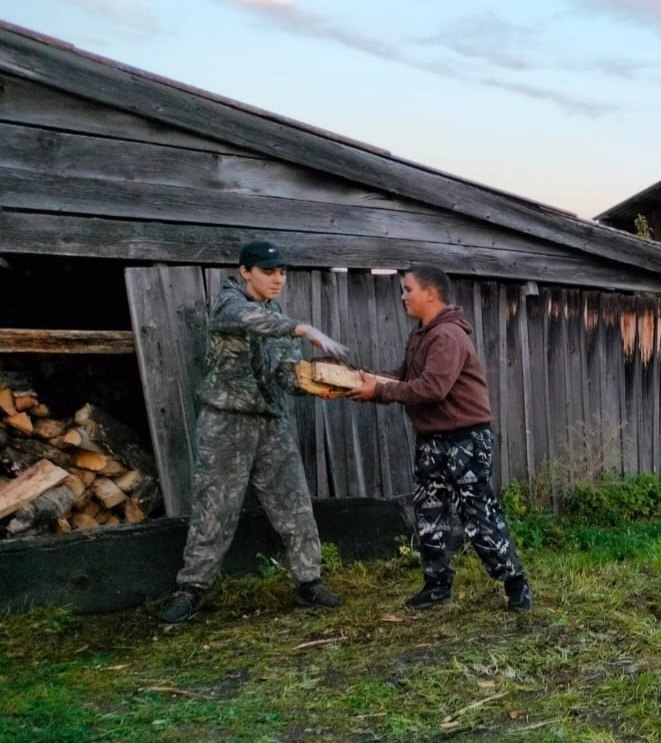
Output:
[128, 267, 661, 516]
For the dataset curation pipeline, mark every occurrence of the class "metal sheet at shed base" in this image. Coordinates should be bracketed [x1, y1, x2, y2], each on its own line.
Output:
[0, 498, 410, 615]
[0, 518, 189, 615]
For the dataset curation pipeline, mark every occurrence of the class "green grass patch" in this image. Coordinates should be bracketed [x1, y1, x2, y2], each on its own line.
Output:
[1, 518, 659, 742]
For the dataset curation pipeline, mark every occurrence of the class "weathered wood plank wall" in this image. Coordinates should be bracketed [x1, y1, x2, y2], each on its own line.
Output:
[125, 267, 207, 515]
[133, 266, 661, 517]
[3, 74, 661, 293]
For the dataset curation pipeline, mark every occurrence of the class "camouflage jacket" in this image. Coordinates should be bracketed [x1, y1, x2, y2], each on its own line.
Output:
[196, 277, 302, 417]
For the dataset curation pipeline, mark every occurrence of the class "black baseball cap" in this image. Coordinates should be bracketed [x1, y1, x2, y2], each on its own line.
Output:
[239, 241, 287, 269]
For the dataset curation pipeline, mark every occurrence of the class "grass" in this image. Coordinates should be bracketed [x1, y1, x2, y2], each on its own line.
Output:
[0, 521, 659, 742]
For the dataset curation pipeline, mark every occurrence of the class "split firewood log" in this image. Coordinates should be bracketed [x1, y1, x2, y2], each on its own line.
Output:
[294, 361, 346, 399]
[94, 507, 112, 525]
[98, 458, 128, 478]
[61, 426, 103, 452]
[295, 360, 397, 398]
[32, 418, 68, 441]
[72, 450, 108, 472]
[80, 500, 102, 519]
[0, 387, 17, 417]
[5, 484, 77, 536]
[13, 392, 39, 412]
[310, 360, 398, 389]
[91, 477, 126, 509]
[70, 512, 99, 530]
[130, 476, 162, 517]
[66, 467, 96, 488]
[70, 488, 92, 511]
[123, 496, 145, 524]
[3, 412, 33, 435]
[113, 469, 144, 494]
[62, 472, 86, 499]
[0, 459, 69, 520]
[54, 516, 72, 533]
[1, 437, 72, 474]
[73, 403, 157, 476]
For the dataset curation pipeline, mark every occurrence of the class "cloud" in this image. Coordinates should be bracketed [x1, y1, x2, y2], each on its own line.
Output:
[234, 0, 293, 6]
[416, 11, 540, 72]
[223, 0, 406, 61]
[485, 78, 618, 117]
[416, 7, 658, 82]
[583, 0, 661, 24]
[567, 56, 658, 80]
[221, 0, 619, 117]
[63, 0, 163, 36]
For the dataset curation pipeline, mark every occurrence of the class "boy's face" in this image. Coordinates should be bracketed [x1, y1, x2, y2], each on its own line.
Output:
[401, 272, 433, 320]
[240, 265, 287, 302]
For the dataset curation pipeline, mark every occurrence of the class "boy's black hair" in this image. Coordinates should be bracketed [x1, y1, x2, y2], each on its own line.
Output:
[405, 263, 451, 302]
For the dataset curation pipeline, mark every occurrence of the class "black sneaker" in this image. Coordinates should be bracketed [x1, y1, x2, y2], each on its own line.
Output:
[405, 582, 452, 610]
[159, 587, 204, 623]
[295, 580, 342, 609]
[505, 576, 532, 612]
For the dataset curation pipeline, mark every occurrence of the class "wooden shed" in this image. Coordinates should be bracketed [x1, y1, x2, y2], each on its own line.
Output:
[595, 180, 661, 243]
[3, 21, 661, 596]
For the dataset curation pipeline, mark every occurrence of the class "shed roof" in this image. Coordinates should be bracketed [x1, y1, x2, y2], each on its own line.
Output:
[3, 20, 661, 275]
[594, 179, 661, 227]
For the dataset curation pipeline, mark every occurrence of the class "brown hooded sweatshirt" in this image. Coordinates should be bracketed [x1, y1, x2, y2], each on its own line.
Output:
[375, 305, 492, 434]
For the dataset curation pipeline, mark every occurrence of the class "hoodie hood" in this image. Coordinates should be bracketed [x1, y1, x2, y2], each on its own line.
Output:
[425, 305, 473, 335]
[222, 275, 253, 302]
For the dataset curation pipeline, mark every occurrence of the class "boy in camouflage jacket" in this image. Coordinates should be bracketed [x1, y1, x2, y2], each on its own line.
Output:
[160, 241, 346, 623]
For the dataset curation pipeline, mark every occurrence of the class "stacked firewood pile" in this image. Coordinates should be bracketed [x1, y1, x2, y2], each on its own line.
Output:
[0, 376, 162, 539]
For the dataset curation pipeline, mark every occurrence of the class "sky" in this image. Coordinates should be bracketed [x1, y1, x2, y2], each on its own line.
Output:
[2, 0, 660, 220]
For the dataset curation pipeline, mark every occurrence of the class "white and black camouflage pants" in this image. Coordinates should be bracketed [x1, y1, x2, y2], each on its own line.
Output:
[413, 425, 524, 586]
[177, 405, 322, 590]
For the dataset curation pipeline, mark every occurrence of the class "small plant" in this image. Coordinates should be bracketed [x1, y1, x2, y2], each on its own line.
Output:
[500, 479, 530, 519]
[394, 533, 420, 564]
[564, 417, 625, 483]
[634, 213, 654, 240]
[321, 541, 343, 575]
[255, 552, 286, 578]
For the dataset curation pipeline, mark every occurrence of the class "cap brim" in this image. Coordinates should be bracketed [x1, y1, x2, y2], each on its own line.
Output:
[252, 258, 287, 268]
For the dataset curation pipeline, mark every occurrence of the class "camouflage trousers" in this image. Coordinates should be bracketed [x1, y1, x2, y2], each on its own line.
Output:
[413, 425, 524, 586]
[177, 405, 322, 590]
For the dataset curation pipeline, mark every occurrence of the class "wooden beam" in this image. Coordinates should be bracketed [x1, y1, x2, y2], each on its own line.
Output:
[1, 26, 660, 274]
[0, 329, 135, 354]
[0, 120, 407, 213]
[2, 213, 660, 292]
[2, 165, 478, 247]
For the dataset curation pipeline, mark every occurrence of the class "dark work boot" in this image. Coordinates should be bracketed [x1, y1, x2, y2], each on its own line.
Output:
[159, 586, 205, 623]
[405, 579, 452, 610]
[505, 576, 532, 612]
[295, 579, 342, 609]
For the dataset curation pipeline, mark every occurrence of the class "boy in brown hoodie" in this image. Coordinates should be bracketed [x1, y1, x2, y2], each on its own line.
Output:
[347, 263, 531, 612]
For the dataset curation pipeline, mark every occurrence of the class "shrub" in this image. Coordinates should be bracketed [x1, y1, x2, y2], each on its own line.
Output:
[566, 472, 661, 526]
[501, 471, 661, 549]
